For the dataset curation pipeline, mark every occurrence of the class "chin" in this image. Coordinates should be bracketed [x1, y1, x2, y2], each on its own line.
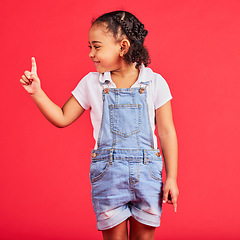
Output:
[96, 67, 106, 74]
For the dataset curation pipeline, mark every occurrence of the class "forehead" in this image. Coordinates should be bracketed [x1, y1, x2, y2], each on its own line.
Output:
[89, 23, 115, 42]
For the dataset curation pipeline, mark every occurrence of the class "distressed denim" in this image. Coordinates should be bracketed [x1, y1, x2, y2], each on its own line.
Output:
[90, 84, 163, 230]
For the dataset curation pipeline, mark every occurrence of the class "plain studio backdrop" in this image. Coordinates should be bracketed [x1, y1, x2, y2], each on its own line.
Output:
[0, 0, 239, 239]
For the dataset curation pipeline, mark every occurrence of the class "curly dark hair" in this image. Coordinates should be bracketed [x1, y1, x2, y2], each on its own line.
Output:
[91, 11, 151, 70]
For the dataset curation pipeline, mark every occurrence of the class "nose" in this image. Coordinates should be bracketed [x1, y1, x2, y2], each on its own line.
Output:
[89, 49, 94, 59]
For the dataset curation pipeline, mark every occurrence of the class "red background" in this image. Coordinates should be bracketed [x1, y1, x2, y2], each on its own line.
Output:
[1, 0, 240, 239]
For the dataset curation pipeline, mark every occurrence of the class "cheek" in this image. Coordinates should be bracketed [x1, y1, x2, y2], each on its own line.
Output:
[106, 50, 120, 61]
[100, 53, 119, 64]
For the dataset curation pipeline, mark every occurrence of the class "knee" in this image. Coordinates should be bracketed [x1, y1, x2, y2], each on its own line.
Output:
[102, 220, 128, 240]
[129, 218, 155, 240]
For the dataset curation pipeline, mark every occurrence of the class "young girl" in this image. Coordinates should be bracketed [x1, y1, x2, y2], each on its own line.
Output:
[20, 11, 179, 240]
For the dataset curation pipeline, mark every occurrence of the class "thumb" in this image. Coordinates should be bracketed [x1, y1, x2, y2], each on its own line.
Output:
[28, 73, 39, 82]
[31, 57, 37, 75]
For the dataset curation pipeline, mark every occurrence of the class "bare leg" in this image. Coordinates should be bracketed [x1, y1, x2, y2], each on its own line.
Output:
[102, 220, 128, 240]
[129, 217, 156, 240]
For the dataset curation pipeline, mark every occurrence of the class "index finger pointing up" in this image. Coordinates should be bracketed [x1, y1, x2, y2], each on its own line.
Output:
[31, 57, 37, 75]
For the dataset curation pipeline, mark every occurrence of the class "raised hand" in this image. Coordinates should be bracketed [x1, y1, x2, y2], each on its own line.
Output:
[20, 57, 41, 94]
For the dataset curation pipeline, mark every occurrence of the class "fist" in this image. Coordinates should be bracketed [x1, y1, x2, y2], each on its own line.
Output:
[20, 57, 41, 94]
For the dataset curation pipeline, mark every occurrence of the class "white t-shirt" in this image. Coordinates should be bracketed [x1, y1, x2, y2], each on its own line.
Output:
[72, 64, 172, 149]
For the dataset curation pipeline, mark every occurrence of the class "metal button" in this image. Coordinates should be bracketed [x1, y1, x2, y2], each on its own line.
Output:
[139, 88, 145, 94]
[156, 152, 161, 157]
[92, 153, 97, 158]
[104, 88, 109, 94]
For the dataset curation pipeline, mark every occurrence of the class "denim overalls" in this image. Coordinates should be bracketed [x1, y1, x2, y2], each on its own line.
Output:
[90, 81, 163, 231]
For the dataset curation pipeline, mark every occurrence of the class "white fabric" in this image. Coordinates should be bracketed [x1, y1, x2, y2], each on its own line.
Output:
[72, 64, 172, 149]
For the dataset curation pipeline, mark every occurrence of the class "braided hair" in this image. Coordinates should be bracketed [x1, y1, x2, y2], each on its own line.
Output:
[91, 11, 151, 70]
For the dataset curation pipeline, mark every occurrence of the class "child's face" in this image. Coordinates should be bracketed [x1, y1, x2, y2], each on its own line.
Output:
[88, 24, 122, 73]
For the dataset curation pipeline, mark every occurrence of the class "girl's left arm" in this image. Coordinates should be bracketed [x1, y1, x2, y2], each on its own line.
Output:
[155, 100, 179, 212]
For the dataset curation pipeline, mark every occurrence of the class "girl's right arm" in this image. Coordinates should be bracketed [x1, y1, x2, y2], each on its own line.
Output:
[20, 57, 85, 128]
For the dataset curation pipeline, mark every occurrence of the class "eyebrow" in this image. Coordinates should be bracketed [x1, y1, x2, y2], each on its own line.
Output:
[89, 41, 102, 44]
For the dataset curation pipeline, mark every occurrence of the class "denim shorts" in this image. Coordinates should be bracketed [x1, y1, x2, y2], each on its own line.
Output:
[90, 148, 163, 231]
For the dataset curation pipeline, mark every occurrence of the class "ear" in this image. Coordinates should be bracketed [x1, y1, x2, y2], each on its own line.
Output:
[120, 39, 130, 57]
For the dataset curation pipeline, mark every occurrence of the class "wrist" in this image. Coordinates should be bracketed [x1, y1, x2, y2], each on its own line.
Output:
[166, 176, 177, 181]
[30, 88, 43, 97]
[30, 88, 45, 102]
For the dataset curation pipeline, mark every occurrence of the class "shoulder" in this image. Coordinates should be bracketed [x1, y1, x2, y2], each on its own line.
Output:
[74, 71, 100, 91]
[145, 67, 172, 109]
[72, 71, 101, 110]
[79, 71, 100, 84]
[72, 71, 102, 94]
[143, 66, 170, 89]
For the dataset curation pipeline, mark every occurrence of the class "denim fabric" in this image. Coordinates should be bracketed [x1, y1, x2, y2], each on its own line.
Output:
[90, 85, 163, 230]
[97, 87, 154, 149]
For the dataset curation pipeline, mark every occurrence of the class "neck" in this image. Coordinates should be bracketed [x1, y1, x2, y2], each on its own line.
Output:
[111, 62, 139, 78]
[110, 63, 140, 88]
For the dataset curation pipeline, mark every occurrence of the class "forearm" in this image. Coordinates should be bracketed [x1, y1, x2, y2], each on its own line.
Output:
[159, 130, 178, 179]
[30, 89, 65, 127]
[21, 58, 84, 128]
[155, 101, 179, 210]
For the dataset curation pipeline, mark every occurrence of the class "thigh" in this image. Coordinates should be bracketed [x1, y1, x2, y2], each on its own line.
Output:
[129, 217, 156, 240]
[102, 220, 128, 240]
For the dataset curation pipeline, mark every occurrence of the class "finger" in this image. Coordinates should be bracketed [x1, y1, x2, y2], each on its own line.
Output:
[173, 202, 177, 212]
[27, 73, 39, 83]
[24, 70, 31, 79]
[162, 189, 169, 203]
[31, 57, 37, 75]
[171, 193, 178, 212]
[20, 79, 28, 85]
[22, 74, 31, 84]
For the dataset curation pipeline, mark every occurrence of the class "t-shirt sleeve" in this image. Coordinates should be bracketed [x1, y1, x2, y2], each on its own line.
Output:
[71, 73, 91, 110]
[153, 74, 173, 110]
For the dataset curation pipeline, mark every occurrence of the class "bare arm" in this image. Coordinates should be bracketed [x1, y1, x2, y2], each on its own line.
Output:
[30, 92, 85, 128]
[20, 57, 85, 127]
[155, 100, 179, 212]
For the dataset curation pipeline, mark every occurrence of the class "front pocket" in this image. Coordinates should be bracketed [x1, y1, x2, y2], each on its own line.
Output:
[109, 104, 141, 138]
[90, 160, 110, 183]
[147, 161, 163, 182]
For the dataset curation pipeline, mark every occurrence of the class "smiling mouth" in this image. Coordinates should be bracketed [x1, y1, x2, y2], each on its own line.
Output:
[93, 61, 100, 67]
